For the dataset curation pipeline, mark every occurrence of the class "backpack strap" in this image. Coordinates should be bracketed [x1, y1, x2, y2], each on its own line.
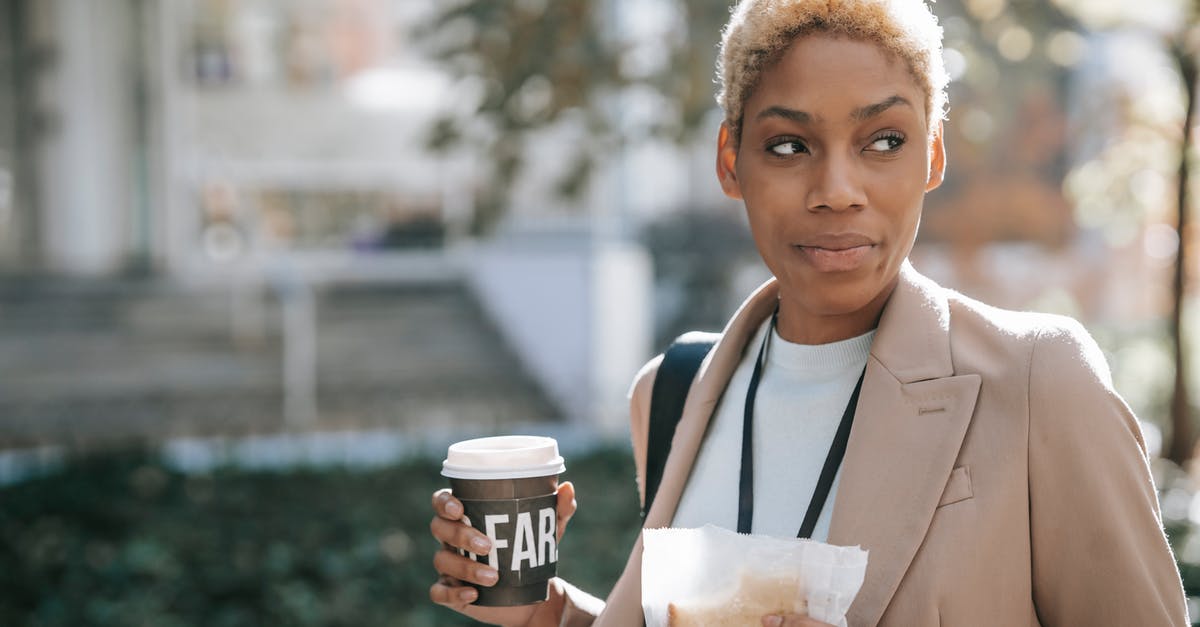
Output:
[642, 331, 720, 519]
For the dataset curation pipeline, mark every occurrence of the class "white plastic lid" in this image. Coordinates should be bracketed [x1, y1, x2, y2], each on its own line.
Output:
[441, 435, 566, 480]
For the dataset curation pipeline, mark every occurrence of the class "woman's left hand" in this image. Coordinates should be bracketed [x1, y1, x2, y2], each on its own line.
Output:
[761, 615, 835, 627]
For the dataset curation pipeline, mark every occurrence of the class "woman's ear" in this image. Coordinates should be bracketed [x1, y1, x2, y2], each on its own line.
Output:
[716, 123, 743, 200]
[926, 120, 947, 193]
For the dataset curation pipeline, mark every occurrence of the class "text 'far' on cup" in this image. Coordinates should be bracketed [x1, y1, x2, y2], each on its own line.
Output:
[442, 435, 566, 606]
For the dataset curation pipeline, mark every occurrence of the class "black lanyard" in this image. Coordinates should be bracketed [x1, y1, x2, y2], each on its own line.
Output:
[737, 312, 866, 538]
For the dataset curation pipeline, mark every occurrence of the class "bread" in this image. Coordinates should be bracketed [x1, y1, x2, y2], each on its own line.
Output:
[666, 572, 807, 626]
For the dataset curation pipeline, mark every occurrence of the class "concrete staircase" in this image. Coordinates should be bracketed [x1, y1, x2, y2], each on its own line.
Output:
[0, 277, 560, 450]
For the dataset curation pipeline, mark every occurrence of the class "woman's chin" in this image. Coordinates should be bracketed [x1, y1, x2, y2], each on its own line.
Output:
[775, 276, 893, 326]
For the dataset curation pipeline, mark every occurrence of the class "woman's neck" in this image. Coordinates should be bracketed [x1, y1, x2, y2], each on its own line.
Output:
[774, 278, 898, 345]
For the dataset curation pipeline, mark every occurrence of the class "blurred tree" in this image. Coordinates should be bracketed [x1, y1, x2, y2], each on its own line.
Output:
[417, 0, 733, 235]
[649, 2, 730, 141]
[1051, 0, 1200, 465]
[417, 0, 625, 235]
[1167, 9, 1197, 465]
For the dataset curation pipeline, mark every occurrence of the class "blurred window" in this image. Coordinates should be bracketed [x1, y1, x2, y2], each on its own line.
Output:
[180, 0, 450, 262]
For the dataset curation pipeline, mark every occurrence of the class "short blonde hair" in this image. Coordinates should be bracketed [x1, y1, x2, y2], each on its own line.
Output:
[717, 0, 949, 140]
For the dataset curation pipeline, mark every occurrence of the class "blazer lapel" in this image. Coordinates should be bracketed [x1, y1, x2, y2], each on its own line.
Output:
[828, 263, 981, 627]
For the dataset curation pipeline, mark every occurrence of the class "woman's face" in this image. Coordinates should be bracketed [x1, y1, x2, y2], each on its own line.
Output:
[718, 34, 945, 341]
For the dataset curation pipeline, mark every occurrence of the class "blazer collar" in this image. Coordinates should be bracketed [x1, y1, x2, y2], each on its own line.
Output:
[870, 261, 955, 383]
[641, 261, 981, 627]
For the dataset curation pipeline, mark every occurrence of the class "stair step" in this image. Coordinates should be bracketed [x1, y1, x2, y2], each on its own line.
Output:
[0, 277, 562, 450]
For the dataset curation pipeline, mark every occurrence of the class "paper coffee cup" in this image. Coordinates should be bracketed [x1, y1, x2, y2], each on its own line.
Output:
[442, 435, 566, 606]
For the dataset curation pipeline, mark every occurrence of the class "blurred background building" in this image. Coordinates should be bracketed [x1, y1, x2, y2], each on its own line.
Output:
[0, 0, 654, 453]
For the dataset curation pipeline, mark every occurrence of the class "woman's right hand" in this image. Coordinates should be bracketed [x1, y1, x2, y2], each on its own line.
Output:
[428, 483, 576, 627]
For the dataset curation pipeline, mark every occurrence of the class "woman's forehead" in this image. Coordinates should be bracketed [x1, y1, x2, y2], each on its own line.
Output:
[744, 35, 927, 125]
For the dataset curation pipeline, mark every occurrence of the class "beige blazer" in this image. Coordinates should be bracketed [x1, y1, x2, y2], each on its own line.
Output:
[563, 262, 1187, 627]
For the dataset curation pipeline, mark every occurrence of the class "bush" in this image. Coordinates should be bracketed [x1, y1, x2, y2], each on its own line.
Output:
[0, 447, 641, 626]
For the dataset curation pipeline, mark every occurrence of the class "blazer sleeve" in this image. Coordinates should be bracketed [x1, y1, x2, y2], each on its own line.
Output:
[630, 354, 662, 511]
[1028, 318, 1188, 625]
[558, 356, 660, 627]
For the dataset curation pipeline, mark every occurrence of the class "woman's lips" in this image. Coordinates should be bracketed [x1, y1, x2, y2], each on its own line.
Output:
[792, 234, 877, 272]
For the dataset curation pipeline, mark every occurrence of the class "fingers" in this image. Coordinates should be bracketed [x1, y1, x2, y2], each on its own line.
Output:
[430, 513, 493, 554]
[432, 488, 464, 520]
[555, 481, 577, 540]
[429, 575, 479, 609]
[433, 547, 500, 587]
[429, 488, 496, 617]
[429, 488, 497, 588]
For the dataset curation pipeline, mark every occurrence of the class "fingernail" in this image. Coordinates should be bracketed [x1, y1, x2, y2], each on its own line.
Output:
[470, 536, 491, 553]
[477, 568, 498, 585]
[459, 588, 477, 602]
[764, 616, 783, 627]
[446, 501, 462, 516]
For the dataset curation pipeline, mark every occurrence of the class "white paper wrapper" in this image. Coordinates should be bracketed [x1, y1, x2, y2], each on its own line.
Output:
[642, 525, 867, 627]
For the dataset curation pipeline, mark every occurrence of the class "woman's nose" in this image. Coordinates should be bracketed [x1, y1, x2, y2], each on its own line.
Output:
[807, 154, 867, 212]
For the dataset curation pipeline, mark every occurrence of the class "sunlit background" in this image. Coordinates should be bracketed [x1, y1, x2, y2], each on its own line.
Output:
[1, 0, 1199, 624]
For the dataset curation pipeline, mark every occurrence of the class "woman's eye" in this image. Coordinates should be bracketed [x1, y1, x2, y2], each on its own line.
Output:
[768, 140, 808, 156]
[867, 135, 905, 152]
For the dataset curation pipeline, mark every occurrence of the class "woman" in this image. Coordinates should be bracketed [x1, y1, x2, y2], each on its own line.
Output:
[429, 0, 1189, 625]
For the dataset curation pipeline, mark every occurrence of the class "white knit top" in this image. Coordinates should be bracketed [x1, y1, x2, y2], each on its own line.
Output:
[671, 318, 875, 541]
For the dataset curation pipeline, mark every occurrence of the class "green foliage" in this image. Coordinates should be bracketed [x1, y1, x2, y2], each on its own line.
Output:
[0, 447, 641, 626]
[416, 0, 739, 234]
[417, 0, 626, 234]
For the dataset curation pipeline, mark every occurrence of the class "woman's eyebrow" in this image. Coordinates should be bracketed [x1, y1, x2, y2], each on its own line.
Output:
[753, 95, 913, 125]
[755, 106, 813, 124]
[852, 95, 913, 121]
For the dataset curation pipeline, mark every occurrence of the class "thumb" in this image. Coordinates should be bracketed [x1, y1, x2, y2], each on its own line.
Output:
[555, 481, 576, 540]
